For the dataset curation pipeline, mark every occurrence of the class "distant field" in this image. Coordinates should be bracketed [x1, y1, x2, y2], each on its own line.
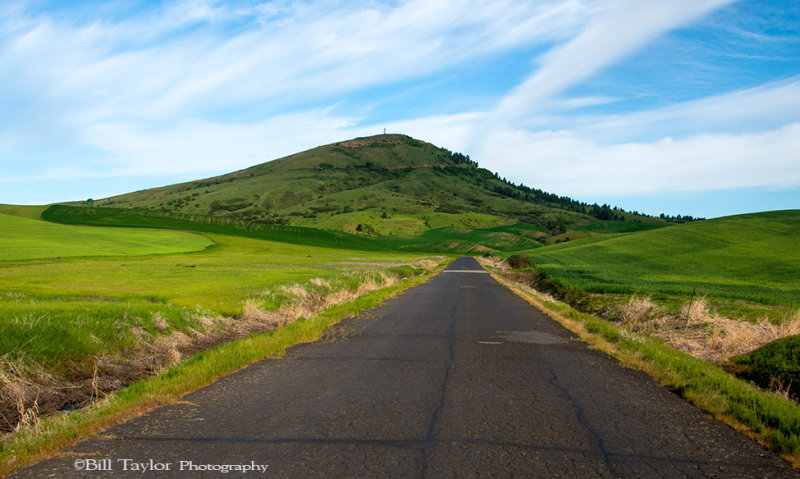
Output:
[0, 204, 47, 219]
[40, 205, 535, 253]
[0, 211, 213, 261]
[41, 204, 391, 251]
[0, 227, 430, 374]
[292, 210, 513, 236]
[526, 210, 800, 308]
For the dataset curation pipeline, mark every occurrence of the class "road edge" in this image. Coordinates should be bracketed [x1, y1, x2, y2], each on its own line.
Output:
[491, 272, 800, 470]
[0, 260, 452, 477]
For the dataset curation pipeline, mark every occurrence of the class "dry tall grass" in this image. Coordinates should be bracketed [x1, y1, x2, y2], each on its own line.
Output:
[240, 272, 399, 333]
[476, 256, 508, 272]
[0, 356, 69, 433]
[616, 296, 657, 329]
[614, 297, 800, 364]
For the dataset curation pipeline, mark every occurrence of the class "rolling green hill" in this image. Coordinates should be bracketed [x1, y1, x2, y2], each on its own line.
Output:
[0, 210, 213, 261]
[87, 134, 668, 246]
[525, 210, 800, 308]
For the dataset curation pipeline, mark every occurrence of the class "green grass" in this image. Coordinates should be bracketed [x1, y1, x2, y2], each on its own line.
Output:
[292, 210, 512, 236]
[524, 210, 800, 309]
[41, 204, 386, 251]
[0, 223, 433, 376]
[0, 204, 47, 220]
[42, 205, 547, 254]
[381, 221, 547, 253]
[0, 267, 439, 476]
[0, 212, 213, 261]
[729, 335, 800, 401]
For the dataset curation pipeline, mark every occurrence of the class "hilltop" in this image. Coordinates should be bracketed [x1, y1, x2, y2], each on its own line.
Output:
[88, 134, 669, 246]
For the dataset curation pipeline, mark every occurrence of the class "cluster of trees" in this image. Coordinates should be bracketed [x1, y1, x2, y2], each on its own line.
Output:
[486, 182, 626, 221]
[442, 148, 480, 168]
[658, 213, 700, 223]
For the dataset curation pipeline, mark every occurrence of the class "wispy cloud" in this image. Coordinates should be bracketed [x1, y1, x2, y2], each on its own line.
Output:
[0, 0, 798, 216]
[0, 0, 590, 124]
[487, 0, 736, 126]
[376, 75, 800, 197]
[568, 75, 800, 142]
[0, 0, 596, 185]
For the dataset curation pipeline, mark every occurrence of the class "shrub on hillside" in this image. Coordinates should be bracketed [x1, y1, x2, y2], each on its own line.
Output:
[506, 254, 532, 270]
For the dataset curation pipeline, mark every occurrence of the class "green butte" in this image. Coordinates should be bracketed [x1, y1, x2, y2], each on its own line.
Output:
[87, 134, 666, 242]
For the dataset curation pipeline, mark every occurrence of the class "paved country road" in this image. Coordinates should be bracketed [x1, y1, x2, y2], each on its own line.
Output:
[11, 257, 797, 478]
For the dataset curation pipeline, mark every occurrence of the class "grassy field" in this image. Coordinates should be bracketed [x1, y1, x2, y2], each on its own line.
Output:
[0, 205, 47, 220]
[41, 204, 546, 253]
[0, 211, 213, 261]
[41, 204, 386, 251]
[504, 211, 800, 402]
[42, 204, 666, 255]
[0, 271, 437, 476]
[0, 205, 439, 470]
[524, 210, 800, 311]
[0, 229, 430, 374]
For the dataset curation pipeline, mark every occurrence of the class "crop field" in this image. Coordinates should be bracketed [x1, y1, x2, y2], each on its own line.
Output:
[0, 205, 439, 467]
[40, 204, 542, 253]
[0, 211, 213, 261]
[0, 214, 433, 380]
[525, 210, 800, 311]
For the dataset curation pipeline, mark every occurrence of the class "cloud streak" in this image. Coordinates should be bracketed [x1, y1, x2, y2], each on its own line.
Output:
[489, 0, 736, 125]
[0, 0, 591, 124]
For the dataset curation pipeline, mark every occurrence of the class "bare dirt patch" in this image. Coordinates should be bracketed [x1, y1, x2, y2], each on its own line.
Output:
[336, 136, 408, 148]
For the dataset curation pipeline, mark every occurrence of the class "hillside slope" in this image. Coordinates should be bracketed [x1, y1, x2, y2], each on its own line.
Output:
[527, 210, 800, 307]
[90, 134, 667, 243]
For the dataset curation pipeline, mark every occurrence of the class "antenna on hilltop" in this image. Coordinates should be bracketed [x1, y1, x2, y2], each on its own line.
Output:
[383, 128, 386, 135]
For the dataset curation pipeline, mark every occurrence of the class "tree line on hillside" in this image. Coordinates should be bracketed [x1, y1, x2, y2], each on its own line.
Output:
[441, 148, 480, 169]
[442, 148, 700, 224]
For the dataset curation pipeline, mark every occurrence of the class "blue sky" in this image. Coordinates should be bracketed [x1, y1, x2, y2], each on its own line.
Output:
[1, 0, 798, 218]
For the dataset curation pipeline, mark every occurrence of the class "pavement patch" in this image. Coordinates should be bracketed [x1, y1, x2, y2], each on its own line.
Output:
[496, 330, 569, 345]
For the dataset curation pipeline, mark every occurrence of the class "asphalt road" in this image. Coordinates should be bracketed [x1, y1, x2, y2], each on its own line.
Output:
[11, 257, 798, 478]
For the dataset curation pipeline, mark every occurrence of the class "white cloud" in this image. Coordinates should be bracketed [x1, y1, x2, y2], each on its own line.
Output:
[575, 76, 800, 142]
[0, 0, 598, 184]
[473, 123, 800, 196]
[77, 110, 361, 178]
[364, 75, 800, 196]
[487, 0, 736, 126]
[72, 110, 484, 181]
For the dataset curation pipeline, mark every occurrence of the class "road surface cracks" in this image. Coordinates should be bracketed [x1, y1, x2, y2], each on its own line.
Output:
[10, 257, 798, 478]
